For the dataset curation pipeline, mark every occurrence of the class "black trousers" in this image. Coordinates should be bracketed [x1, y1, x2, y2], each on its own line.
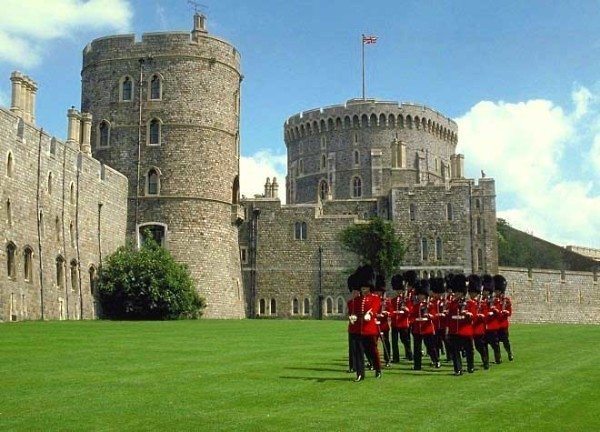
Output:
[485, 330, 502, 363]
[351, 334, 381, 377]
[473, 334, 489, 367]
[413, 334, 439, 369]
[391, 327, 412, 362]
[448, 334, 474, 373]
[497, 328, 512, 356]
[379, 330, 391, 363]
[348, 333, 354, 370]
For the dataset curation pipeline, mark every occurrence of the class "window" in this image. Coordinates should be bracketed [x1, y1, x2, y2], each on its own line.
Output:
[320, 136, 327, 149]
[326, 297, 333, 315]
[321, 154, 326, 170]
[69, 222, 75, 248]
[447, 203, 453, 221]
[477, 249, 483, 271]
[99, 120, 110, 148]
[476, 217, 482, 235]
[294, 221, 307, 240]
[23, 247, 33, 281]
[270, 298, 277, 315]
[55, 216, 61, 242]
[121, 76, 133, 101]
[259, 299, 266, 315]
[139, 224, 166, 247]
[56, 256, 65, 289]
[6, 199, 11, 227]
[352, 177, 362, 197]
[292, 298, 299, 315]
[475, 199, 481, 210]
[148, 119, 161, 145]
[337, 297, 344, 314]
[6, 242, 16, 279]
[421, 237, 428, 261]
[354, 150, 360, 165]
[436, 237, 443, 261]
[89, 266, 98, 296]
[6, 152, 14, 177]
[70, 260, 78, 292]
[319, 180, 328, 201]
[409, 203, 416, 221]
[147, 168, 160, 195]
[47, 172, 53, 195]
[149, 74, 162, 100]
[299, 159, 304, 174]
[303, 298, 310, 315]
[240, 246, 248, 264]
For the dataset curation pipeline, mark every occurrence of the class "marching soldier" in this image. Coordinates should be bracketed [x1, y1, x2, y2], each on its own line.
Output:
[446, 274, 477, 375]
[483, 275, 502, 364]
[411, 279, 441, 370]
[494, 274, 514, 361]
[346, 271, 360, 373]
[468, 274, 490, 370]
[374, 274, 392, 367]
[389, 273, 413, 363]
[429, 277, 447, 361]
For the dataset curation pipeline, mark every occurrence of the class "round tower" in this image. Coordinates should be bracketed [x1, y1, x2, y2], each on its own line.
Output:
[284, 98, 458, 203]
[81, 15, 245, 318]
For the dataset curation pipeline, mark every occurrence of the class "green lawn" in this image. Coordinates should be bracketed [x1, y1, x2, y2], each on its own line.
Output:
[0, 320, 599, 431]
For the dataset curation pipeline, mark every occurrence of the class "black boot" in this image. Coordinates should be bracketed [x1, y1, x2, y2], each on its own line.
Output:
[354, 374, 364, 382]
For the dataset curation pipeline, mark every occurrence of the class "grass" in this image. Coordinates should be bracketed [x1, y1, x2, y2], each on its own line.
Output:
[0, 320, 599, 431]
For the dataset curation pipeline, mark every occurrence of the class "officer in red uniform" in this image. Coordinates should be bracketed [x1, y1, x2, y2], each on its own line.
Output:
[469, 274, 490, 370]
[447, 274, 477, 375]
[389, 274, 413, 363]
[429, 277, 447, 361]
[347, 265, 382, 382]
[374, 274, 391, 367]
[483, 276, 502, 364]
[404, 270, 418, 352]
[494, 274, 514, 361]
[441, 274, 455, 362]
[410, 279, 440, 370]
[346, 271, 360, 373]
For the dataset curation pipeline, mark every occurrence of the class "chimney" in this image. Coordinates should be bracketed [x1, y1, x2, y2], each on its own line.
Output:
[80, 112, 92, 155]
[192, 13, 208, 41]
[10, 71, 24, 117]
[26, 77, 38, 124]
[67, 107, 81, 145]
[271, 177, 279, 199]
[264, 177, 271, 198]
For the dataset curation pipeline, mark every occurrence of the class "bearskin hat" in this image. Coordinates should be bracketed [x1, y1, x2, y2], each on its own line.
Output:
[416, 279, 430, 296]
[391, 273, 404, 290]
[374, 274, 386, 292]
[444, 273, 454, 292]
[355, 265, 376, 289]
[467, 274, 482, 293]
[430, 277, 445, 294]
[452, 273, 467, 294]
[482, 274, 494, 292]
[493, 274, 507, 293]
[347, 272, 360, 293]
[403, 270, 419, 288]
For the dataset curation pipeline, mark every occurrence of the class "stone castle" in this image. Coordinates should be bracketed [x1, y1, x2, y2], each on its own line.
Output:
[4, 14, 595, 324]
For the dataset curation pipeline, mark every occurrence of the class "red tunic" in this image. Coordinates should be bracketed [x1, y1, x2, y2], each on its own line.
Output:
[348, 293, 381, 336]
[497, 295, 512, 329]
[472, 298, 488, 336]
[376, 297, 391, 332]
[447, 297, 477, 337]
[410, 299, 436, 336]
[389, 293, 412, 329]
[486, 297, 501, 331]
[431, 297, 444, 331]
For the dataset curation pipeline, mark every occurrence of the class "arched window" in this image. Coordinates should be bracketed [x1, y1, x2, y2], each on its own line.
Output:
[89, 266, 98, 296]
[354, 150, 360, 165]
[352, 177, 362, 198]
[326, 297, 333, 315]
[6, 242, 16, 279]
[121, 76, 133, 101]
[139, 223, 166, 247]
[6, 152, 14, 177]
[147, 168, 160, 195]
[55, 216, 61, 242]
[477, 249, 484, 271]
[436, 237, 443, 261]
[292, 298, 299, 315]
[47, 172, 53, 195]
[319, 180, 328, 201]
[70, 260, 78, 292]
[232, 176, 239, 204]
[409, 203, 416, 221]
[23, 247, 33, 281]
[421, 237, 429, 261]
[321, 154, 326, 169]
[270, 298, 277, 315]
[56, 256, 65, 289]
[259, 299, 266, 315]
[476, 217, 482, 235]
[99, 120, 110, 148]
[148, 119, 161, 145]
[294, 221, 307, 240]
[303, 298, 310, 315]
[149, 74, 162, 100]
[337, 297, 344, 314]
[6, 199, 11, 227]
[447, 203, 453, 221]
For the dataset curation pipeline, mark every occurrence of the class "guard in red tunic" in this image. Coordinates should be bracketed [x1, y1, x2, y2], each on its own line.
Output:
[446, 274, 477, 375]
[494, 274, 514, 361]
[483, 276, 502, 364]
[346, 271, 360, 373]
[410, 279, 441, 370]
[347, 265, 382, 382]
[404, 270, 419, 350]
[429, 277, 447, 361]
[389, 273, 413, 363]
[469, 274, 490, 370]
[374, 274, 391, 367]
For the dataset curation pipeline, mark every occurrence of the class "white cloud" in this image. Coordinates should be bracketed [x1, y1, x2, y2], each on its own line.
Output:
[457, 88, 600, 248]
[240, 150, 287, 202]
[0, 89, 8, 107]
[0, 0, 133, 67]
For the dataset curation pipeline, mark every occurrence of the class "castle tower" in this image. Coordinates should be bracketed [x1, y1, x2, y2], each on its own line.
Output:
[81, 14, 245, 318]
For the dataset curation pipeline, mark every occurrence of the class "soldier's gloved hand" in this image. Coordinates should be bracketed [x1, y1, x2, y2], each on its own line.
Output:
[364, 312, 372, 321]
[349, 314, 358, 324]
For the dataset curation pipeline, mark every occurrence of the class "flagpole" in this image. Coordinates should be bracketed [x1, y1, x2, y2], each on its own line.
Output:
[361, 34, 365, 100]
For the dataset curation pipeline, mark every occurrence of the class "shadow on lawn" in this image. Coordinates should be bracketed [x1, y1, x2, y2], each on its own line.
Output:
[280, 375, 350, 382]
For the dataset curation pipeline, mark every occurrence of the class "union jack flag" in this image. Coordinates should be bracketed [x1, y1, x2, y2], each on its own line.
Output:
[362, 35, 378, 44]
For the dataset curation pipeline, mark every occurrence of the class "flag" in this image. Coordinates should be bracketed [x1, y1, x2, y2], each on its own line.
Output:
[362, 35, 378, 44]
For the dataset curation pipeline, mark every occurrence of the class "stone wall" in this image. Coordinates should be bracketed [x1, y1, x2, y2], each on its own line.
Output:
[501, 267, 600, 324]
[0, 107, 128, 322]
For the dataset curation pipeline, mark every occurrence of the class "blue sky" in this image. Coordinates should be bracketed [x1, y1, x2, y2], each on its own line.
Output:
[1, 0, 598, 248]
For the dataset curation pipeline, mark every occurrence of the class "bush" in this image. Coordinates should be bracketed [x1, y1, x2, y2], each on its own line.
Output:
[97, 239, 205, 320]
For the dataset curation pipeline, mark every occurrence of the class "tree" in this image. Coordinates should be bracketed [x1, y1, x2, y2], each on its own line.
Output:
[97, 237, 205, 320]
[339, 217, 406, 277]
